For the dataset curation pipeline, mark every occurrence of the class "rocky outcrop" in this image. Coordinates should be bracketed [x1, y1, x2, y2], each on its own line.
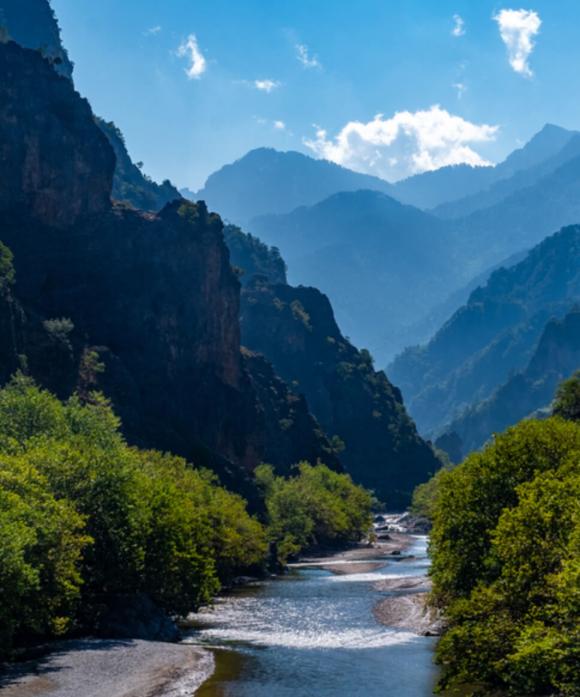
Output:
[0, 41, 114, 226]
[224, 224, 287, 286]
[0, 41, 260, 484]
[0, 40, 346, 496]
[244, 350, 340, 475]
[241, 279, 442, 508]
[0, 0, 74, 79]
[96, 118, 182, 213]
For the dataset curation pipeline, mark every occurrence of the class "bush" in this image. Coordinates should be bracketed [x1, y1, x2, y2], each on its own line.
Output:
[256, 462, 373, 564]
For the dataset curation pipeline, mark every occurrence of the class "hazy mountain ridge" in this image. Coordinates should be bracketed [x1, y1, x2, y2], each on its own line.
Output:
[434, 127, 580, 219]
[393, 123, 576, 211]
[447, 305, 580, 456]
[250, 189, 458, 363]
[389, 225, 580, 436]
[193, 147, 396, 226]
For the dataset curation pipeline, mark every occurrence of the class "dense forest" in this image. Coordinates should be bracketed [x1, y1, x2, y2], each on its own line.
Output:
[0, 376, 372, 658]
[415, 374, 580, 696]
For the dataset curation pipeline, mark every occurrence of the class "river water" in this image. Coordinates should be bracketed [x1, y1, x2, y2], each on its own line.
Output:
[188, 536, 437, 696]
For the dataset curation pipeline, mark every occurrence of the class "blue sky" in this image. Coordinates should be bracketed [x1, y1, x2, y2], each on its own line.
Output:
[52, 0, 580, 190]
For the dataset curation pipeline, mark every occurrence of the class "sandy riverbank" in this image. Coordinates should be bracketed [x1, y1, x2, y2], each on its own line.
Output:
[0, 639, 213, 697]
[290, 532, 414, 575]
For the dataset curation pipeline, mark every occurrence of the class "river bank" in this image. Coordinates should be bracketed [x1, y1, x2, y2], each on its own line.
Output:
[0, 639, 213, 697]
[0, 517, 435, 697]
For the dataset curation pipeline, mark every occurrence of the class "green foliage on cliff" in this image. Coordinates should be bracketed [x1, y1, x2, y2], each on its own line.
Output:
[554, 369, 580, 422]
[0, 376, 268, 657]
[223, 224, 287, 286]
[429, 414, 580, 695]
[255, 462, 373, 563]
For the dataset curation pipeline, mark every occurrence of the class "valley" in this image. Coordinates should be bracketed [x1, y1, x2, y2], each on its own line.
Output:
[0, 2, 578, 696]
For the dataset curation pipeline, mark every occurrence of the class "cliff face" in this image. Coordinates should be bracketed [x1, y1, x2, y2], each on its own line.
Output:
[0, 42, 258, 482]
[243, 350, 340, 476]
[0, 40, 342, 494]
[241, 279, 442, 508]
[96, 118, 182, 213]
[0, 0, 74, 79]
[0, 42, 114, 226]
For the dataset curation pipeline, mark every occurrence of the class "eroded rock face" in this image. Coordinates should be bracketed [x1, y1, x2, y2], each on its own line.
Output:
[0, 42, 114, 227]
[0, 41, 338, 493]
[0, 42, 259, 477]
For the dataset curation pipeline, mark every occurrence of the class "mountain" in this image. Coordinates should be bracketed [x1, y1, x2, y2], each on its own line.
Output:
[96, 118, 182, 212]
[240, 278, 442, 508]
[451, 151, 580, 270]
[0, 0, 181, 214]
[0, 39, 343, 497]
[1, 27, 438, 508]
[435, 129, 580, 219]
[221, 221, 442, 505]
[392, 124, 576, 211]
[389, 225, 580, 437]
[250, 189, 458, 363]
[0, 0, 73, 79]
[193, 147, 395, 226]
[446, 306, 580, 457]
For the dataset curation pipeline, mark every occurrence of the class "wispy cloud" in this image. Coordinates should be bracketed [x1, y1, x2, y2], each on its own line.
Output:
[494, 9, 541, 78]
[144, 26, 162, 37]
[295, 43, 322, 69]
[254, 79, 281, 93]
[273, 120, 286, 130]
[453, 82, 467, 99]
[177, 34, 207, 80]
[452, 15, 466, 37]
[303, 106, 498, 181]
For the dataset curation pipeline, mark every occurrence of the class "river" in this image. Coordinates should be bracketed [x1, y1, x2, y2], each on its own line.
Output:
[188, 534, 438, 696]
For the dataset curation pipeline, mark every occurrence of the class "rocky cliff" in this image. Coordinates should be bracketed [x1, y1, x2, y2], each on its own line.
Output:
[0, 41, 340, 494]
[96, 118, 182, 212]
[240, 278, 442, 508]
[0, 0, 73, 79]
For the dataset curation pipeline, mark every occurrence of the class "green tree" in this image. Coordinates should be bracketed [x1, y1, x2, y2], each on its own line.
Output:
[430, 417, 580, 695]
[553, 370, 580, 422]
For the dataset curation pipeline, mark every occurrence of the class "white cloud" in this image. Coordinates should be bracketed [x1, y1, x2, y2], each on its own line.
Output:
[274, 120, 286, 130]
[452, 15, 466, 37]
[177, 34, 207, 80]
[144, 26, 162, 37]
[303, 105, 499, 181]
[493, 9, 541, 78]
[254, 79, 281, 93]
[453, 82, 467, 99]
[295, 43, 321, 69]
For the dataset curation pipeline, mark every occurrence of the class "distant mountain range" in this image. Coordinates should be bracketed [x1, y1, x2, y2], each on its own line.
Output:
[249, 189, 456, 361]
[389, 225, 580, 444]
[189, 124, 580, 363]
[193, 148, 395, 226]
[445, 305, 580, 457]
